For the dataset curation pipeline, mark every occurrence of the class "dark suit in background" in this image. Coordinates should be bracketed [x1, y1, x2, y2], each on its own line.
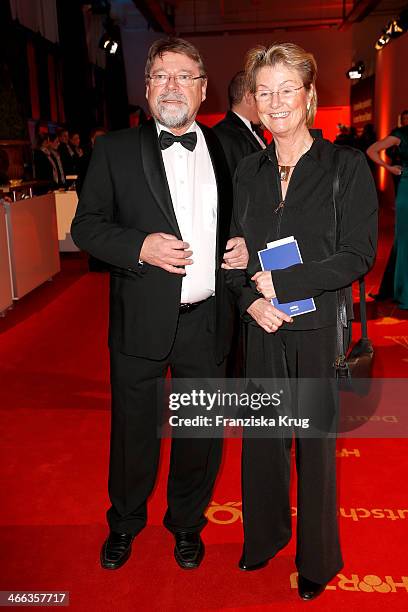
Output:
[58, 141, 76, 176]
[213, 111, 264, 376]
[213, 110, 263, 176]
[213, 71, 266, 378]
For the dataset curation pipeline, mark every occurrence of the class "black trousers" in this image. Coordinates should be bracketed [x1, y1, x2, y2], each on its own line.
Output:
[107, 298, 225, 536]
[242, 325, 343, 584]
[376, 243, 396, 299]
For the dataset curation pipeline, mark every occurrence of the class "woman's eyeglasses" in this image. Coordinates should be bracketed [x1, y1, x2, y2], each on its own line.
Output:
[254, 86, 305, 104]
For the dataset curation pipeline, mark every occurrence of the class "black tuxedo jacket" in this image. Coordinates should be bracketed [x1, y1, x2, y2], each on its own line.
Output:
[33, 149, 54, 184]
[58, 142, 76, 176]
[71, 119, 234, 362]
[213, 111, 263, 177]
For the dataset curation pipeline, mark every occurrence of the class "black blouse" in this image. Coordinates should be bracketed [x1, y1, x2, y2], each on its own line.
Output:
[226, 137, 378, 331]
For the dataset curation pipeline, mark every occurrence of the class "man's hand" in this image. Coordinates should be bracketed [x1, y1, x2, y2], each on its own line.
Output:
[139, 233, 193, 275]
[221, 236, 249, 269]
[251, 271, 276, 300]
[247, 298, 293, 333]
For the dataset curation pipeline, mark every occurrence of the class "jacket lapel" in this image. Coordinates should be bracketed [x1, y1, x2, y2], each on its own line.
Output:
[226, 110, 263, 152]
[140, 119, 181, 237]
[199, 122, 232, 266]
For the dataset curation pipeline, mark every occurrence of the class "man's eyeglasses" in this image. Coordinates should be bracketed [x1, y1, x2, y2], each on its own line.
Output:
[254, 85, 305, 104]
[147, 74, 206, 87]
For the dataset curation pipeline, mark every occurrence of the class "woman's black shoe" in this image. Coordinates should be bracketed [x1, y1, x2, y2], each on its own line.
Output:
[238, 555, 269, 571]
[100, 531, 135, 570]
[298, 574, 327, 600]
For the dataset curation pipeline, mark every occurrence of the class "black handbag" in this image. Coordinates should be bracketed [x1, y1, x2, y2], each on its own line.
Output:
[332, 149, 375, 391]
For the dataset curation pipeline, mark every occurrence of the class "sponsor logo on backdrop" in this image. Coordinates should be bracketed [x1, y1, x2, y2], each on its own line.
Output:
[339, 508, 407, 521]
[206, 501, 242, 524]
[337, 448, 360, 456]
[290, 573, 408, 593]
[206, 503, 407, 524]
[350, 75, 375, 131]
[342, 415, 398, 423]
[291, 448, 361, 457]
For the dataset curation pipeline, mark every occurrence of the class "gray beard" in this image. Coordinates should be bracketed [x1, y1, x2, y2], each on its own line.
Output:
[155, 92, 190, 129]
[156, 103, 189, 129]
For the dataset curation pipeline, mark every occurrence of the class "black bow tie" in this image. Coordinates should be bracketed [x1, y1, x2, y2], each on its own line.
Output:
[159, 130, 197, 152]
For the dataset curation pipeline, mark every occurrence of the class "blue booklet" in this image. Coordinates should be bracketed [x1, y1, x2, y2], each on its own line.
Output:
[258, 236, 316, 317]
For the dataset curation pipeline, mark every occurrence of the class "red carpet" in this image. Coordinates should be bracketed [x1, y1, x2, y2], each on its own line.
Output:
[1, 209, 408, 611]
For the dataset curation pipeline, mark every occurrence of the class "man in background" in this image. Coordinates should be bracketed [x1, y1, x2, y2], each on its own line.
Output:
[57, 128, 76, 176]
[213, 70, 265, 177]
[213, 71, 265, 375]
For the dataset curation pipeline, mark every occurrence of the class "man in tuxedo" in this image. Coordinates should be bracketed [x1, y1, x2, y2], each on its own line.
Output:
[213, 71, 265, 376]
[71, 38, 248, 571]
[57, 128, 76, 176]
[213, 71, 265, 176]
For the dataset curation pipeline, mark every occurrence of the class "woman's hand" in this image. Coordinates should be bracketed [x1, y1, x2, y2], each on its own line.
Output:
[251, 271, 276, 299]
[247, 298, 293, 333]
[387, 164, 403, 176]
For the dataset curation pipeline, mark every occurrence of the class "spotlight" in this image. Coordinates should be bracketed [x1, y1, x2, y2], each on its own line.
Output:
[375, 33, 391, 50]
[384, 19, 404, 38]
[99, 32, 119, 54]
[375, 10, 408, 50]
[346, 61, 365, 80]
[98, 17, 119, 55]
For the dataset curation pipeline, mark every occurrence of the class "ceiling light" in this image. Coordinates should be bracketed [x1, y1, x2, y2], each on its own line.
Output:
[346, 61, 365, 80]
[98, 16, 119, 55]
[375, 10, 408, 50]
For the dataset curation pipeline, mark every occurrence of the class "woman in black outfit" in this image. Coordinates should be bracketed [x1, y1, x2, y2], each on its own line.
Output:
[226, 43, 378, 601]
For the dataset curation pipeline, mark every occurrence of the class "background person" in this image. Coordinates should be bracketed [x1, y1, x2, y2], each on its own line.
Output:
[69, 131, 84, 170]
[367, 116, 408, 308]
[57, 128, 76, 176]
[213, 70, 266, 376]
[33, 133, 64, 191]
[48, 133, 66, 188]
[213, 70, 265, 177]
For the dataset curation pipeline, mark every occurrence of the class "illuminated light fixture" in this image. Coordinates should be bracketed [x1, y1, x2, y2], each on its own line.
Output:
[346, 61, 365, 80]
[375, 33, 391, 50]
[375, 10, 408, 50]
[98, 16, 119, 55]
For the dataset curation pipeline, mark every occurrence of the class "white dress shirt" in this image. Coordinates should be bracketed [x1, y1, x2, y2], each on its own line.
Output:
[156, 120, 217, 304]
[233, 112, 266, 149]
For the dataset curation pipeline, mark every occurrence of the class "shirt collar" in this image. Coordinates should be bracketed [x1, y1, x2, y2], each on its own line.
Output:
[233, 111, 252, 132]
[260, 134, 330, 169]
[155, 119, 198, 136]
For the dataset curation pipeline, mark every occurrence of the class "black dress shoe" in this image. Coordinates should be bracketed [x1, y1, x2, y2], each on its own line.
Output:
[174, 532, 204, 569]
[238, 554, 269, 571]
[100, 531, 135, 570]
[298, 574, 327, 600]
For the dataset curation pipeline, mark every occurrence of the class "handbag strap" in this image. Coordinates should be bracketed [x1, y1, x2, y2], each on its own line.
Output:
[332, 148, 368, 341]
[359, 277, 368, 339]
[332, 148, 348, 363]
